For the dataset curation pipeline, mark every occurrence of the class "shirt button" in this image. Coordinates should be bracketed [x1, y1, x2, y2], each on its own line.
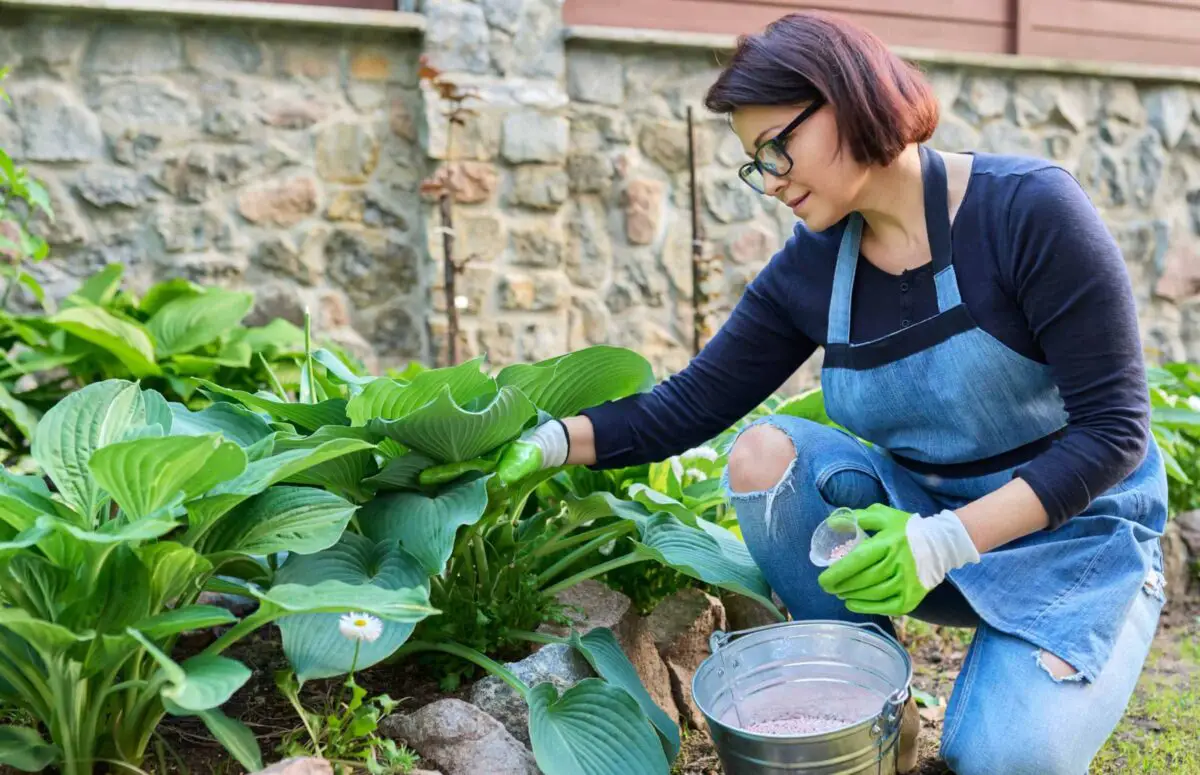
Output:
[900, 282, 909, 292]
[901, 319, 911, 328]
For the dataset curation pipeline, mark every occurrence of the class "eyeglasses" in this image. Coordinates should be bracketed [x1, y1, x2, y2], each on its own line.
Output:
[738, 98, 826, 195]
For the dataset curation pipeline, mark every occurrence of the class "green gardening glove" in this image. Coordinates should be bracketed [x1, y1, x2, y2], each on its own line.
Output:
[419, 419, 569, 488]
[817, 503, 980, 616]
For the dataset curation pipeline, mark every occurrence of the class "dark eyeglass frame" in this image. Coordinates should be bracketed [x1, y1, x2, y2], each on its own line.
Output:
[738, 97, 827, 194]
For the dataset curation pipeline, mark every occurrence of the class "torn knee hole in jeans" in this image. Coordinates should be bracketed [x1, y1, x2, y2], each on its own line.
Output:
[1034, 649, 1085, 683]
[1143, 569, 1166, 602]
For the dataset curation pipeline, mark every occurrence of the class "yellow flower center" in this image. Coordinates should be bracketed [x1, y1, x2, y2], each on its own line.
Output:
[354, 619, 367, 627]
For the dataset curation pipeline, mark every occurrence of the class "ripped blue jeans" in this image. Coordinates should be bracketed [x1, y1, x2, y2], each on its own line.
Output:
[725, 417, 1164, 775]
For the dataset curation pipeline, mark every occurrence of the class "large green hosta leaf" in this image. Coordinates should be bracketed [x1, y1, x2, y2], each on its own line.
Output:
[568, 628, 679, 761]
[139, 543, 213, 607]
[274, 533, 429, 680]
[147, 289, 254, 357]
[184, 437, 375, 543]
[346, 356, 493, 424]
[0, 726, 60, 772]
[32, 380, 147, 521]
[88, 433, 232, 520]
[632, 514, 780, 616]
[363, 451, 437, 493]
[528, 679, 669, 775]
[48, 305, 161, 378]
[274, 426, 380, 502]
[169, 401, 274, 447]
[196, 380, 348, 431]
[256, 579, 436, 623]
[0, 383, 38, 442]
[496, 346, 654, 419]
[374, 385, 535, 464]
[130, 630, 251, 711]
[132, 606, 237, 639]
[202, 486, 358, 557]
[358, 477, 489, 576]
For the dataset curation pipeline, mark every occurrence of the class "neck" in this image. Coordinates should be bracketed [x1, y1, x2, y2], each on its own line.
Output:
[854, 144, 927, 256]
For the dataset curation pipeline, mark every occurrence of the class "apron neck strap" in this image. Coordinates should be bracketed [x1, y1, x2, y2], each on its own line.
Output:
[827, 145, 960, 345]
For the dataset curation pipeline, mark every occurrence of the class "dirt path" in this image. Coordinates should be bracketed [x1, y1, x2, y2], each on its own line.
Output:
[675, 594, 1200, 775]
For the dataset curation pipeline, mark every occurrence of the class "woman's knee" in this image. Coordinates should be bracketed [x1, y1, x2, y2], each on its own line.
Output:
[728, 424, 796, 494]
[941, 729, 1079, 775]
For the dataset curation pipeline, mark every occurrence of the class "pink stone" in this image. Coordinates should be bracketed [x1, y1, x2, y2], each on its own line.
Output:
[829, 542, 856, 562]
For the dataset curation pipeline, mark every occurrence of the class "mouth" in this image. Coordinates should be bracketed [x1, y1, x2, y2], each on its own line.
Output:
[787, 192, 811, 210]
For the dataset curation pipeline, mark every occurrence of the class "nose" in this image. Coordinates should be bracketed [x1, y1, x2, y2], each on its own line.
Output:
[763, 171, 788, 199]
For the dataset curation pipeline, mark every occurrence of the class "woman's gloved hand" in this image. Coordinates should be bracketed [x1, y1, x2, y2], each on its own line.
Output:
[419, 419, 570, 487]
[817, 503, 980, 616]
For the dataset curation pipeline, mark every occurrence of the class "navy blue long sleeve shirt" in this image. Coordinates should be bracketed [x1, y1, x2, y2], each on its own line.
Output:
[581, 153, 1151, 528]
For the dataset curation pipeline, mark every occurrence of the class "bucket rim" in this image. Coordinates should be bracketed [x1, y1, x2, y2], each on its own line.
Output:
[691, 618, 913, 737]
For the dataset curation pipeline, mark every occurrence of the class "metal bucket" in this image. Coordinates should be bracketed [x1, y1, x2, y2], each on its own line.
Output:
[692, 620, 912, 774]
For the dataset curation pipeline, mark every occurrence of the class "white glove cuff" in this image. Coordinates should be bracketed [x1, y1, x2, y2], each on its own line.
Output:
[529, 420, 569, 469]
[905, 509, 981, 591]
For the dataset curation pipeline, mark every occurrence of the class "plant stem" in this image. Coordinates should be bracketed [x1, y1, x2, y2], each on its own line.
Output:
[395, 641, 529, 699]
[539, 521, 633, 558]
[259, 352, 288, 399]
[201, 609, 273, 657]
[535, 528, 627, 587]
[541, 554, 649, 598]
[472, 533, 490, 592]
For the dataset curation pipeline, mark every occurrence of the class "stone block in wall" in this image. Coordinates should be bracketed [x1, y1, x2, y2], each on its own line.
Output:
[326, 229, 419, 307]
[638, 119, 715, 173]
[960, 75, 1009, 120]
[422, 95, 503, 161]
[1077, 143, 1129, 209]
[431, 264, 494, 315]
[487, 0, 565, 81]
[624, 178, 666, 245]
[96, 78, 200, 140]
[1103, 80, 1146, 126]
[511, 164, 568, 210]
[246, 281, 308, 327]
[1145, 87, 1193, 150]
[703, 177, 758, 224]
[569, 292, 610, 347]
[1131, 130, 1167, 208]
[11, 83, 103, 162]
[568, 50, 625, 106]
[499, 272, 567, 312]
[567, 152, 615, 195]
[501, 110, 568, 164]
[254, 230, 326, 287]
[238, 176, 320, 227]
[163, 252, 249, 288]
[979, 121, 1038, 156]
[457, 212, 505, 261]
[1155, 244, 1200, 303]
[931, 113, 980, 152]
[366, 300, 424, 363]
[317, 122, 381, 184]
[184, 28, 264, 75]
[423, 0, 491, 75]
[155, 147, 257, 203]
[726, 224, 778, 267]
[425, 162, 499, 204]
[29, 179, 88, 247]
[85, 24, 183, 75]
[510, 218, 564, 268]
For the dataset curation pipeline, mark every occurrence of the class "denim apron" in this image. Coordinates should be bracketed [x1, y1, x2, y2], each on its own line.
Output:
[819, 145, 1167, 682]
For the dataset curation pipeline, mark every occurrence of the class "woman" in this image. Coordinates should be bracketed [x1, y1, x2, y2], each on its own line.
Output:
[493, 12, 1167, 774]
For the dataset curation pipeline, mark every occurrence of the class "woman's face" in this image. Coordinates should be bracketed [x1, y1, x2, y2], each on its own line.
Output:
[730, 103, 869, 232]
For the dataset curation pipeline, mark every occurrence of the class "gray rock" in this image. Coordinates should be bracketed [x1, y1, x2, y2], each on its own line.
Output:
[1144, 87, 1191, 149]
[203, 103, 255, 140]
[499, 0, 564, 81]
[85, 25, 183, 75]
[156, 147, 256, 203]
[930, 113, 980, 152]
[74, 168, 147, 209]
[1131, 130, 1165, 208]
[382, 699, 540, 775]
[167, 252, 249, 287]
[1163, 521, 1192, 602]
[155, 206, 236, 254]
[467, 643, 594, 745]
[1177, 511, 1200, 557]
[720, 591, 783, 631]
[1055, 82, 1092, 132]
[316, 121, 380, 184]
[502, 111, 569, 164]
[568, 50, 625, 106]
[926, 69, 963, 111]
[246, 281, 307, 328]
[567, 152, 614, 195]
[1077, 144, 1127, 208]
[512, 165, 569, 210]
[703, 178, 758, 224]
[979, 121, 1038, 156]
[362, 300, 422, 360]
[1104, 81, 1145, 125]
[961, 76, 1010, 120]
[1113, 220, 1170, 271]
[255, 758, 332, 775]
[184, 29, 263, 74]
[423, 0, 491, 75]
[1014, 76, 1061, 127]
[13, 84, 103, 162]
[566, 196, 613, 289]
[0, 108, 22, 160]
[645, 588, 728, 729]
[98, 78, 199, 129]
[326, 230, 419, 306]
[13, 23, 90, 74]
[511, 220, 564, 268]
[482, 0, 524, 34]
[29, 178, 88, 248]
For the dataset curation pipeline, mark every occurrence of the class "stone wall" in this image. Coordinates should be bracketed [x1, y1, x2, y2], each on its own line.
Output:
[0, 8, 428, 371]
[1, 2, 1199, 381]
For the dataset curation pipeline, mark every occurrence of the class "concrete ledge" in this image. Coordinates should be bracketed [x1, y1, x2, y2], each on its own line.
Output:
[566, 24, 1200, 86]
[0, 0, 426, 33]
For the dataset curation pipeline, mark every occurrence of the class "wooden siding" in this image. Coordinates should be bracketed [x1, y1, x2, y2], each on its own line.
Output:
[565, 0, 1200, 68]
[224, 0, 395, 9]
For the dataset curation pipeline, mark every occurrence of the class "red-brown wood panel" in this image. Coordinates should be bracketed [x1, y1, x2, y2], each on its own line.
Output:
[1020, 0, 1200, 67]
[564, 0, 1012, 54]
[222, 0, 395, 8]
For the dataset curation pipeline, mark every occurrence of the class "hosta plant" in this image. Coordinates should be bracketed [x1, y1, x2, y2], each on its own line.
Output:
[206, 344, 784, 775]
[1147, 362, 1200, 515]
[0, 379, 435, 774]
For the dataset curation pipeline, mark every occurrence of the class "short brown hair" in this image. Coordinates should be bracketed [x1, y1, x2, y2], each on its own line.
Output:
[705, 12, 938, 167]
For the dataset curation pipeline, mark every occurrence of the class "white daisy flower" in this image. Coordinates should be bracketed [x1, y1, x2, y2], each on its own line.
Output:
[339, 612, 383, 643]
[681, 446, 719, 462]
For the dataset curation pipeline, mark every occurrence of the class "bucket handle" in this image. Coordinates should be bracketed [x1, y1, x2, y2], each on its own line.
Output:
[709, 618, 893, 653]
